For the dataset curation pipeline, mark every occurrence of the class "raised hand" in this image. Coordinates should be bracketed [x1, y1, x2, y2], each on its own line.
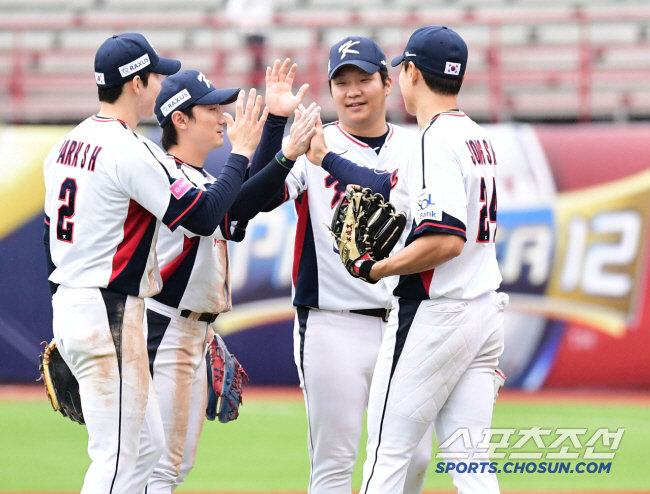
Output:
[224, 88, 269, 159]
[265, 58, 310, 117]
[306, 115, 329, 166]
[282, 102, 321, 161]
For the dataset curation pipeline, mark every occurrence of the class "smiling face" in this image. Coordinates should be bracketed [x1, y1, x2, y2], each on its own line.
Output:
[330, 65, 391, 134]
[186, 103, 226, 152]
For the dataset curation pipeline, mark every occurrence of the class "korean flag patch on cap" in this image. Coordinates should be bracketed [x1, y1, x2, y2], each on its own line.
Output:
[444, 61, 461, 76]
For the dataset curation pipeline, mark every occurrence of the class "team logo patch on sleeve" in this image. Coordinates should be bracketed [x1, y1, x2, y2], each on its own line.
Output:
[444, 61, 461, 76]
[170, 176, 192, 199]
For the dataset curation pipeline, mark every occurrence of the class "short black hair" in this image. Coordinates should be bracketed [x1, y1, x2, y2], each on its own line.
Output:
[160, 105, 195, 151]
[98, 71, 151, 104]
[328, 66, 390, 94]
[403, 60, 463, 96]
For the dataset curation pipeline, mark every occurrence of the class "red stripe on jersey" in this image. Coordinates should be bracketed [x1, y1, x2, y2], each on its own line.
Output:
[415, 221, 466, 235]
[292, 191, 309, 286]
[160, 235, 198, 283]
[420, 268, 434, 293]
[222, 211, 231, 240]
[334, 122, 370, 148]
[168, 189, 203, 229]
[385, 123, 395, 143]
[110, 200, 154, 284]
[44, 217, 50, 225]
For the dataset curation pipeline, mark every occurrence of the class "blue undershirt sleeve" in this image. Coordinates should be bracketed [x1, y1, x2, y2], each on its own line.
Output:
[230, 151, 295, 221]
[321, 151, 394, 199]
[249, 113, 288, 177]
[180, 153, 249, 235]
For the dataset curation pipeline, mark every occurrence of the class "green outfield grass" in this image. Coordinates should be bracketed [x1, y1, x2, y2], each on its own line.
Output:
[0, 396, 648, 492]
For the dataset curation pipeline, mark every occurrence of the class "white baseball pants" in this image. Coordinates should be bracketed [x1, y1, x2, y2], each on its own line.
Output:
[52, 285, 164, 494]
[294, 307, 434, 494]
[360, 291, 507, 494]
[133, 298, 211, 494]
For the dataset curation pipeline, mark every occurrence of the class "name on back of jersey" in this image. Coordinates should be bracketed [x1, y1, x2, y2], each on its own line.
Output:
[466, 139, 497, 166]
[56, 139, 102, 171]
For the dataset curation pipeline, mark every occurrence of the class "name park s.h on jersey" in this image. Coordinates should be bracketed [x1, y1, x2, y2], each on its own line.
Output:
[43, 116, 205, 298]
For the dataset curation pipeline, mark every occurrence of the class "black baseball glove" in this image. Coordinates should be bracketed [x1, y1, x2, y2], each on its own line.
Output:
[330, 185, 406, 283]
[38, 339, 84, 425]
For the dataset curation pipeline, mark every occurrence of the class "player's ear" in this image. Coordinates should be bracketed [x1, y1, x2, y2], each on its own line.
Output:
[130, 75, 143, 96]
[409, 62, 419, 86]
[384, 76, 392, 96]
[171, 110, 189, 131]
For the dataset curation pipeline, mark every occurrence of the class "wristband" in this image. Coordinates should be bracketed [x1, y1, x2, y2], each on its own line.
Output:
[275, 150, 296, 170]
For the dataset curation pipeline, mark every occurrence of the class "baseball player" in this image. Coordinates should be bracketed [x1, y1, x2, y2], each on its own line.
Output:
[344, 27, 506, 494]
[250, 37, 433, 494]
[42, 33, 268, 493]
[135, 62, 317, 493]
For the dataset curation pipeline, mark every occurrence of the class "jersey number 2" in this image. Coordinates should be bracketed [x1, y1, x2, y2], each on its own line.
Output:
[477, 177, 497, 242]
[57, 178, 77, 243]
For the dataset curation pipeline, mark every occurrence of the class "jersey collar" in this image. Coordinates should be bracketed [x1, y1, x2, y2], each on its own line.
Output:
[170, 155, 207, 176]
[334, 121, 394, 150]
[91, 115, 131, 130]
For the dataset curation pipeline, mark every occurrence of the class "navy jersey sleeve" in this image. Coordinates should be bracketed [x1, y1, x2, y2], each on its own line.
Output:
[321, 152, 397, 199]
[249, 113, 288, 176]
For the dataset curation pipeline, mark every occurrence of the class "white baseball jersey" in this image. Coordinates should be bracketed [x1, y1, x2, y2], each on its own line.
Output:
[44, 116, 206, 298]
[284, 122, 413, 310]
[152, 156, 243, 314]
[392, 111, 502, 300]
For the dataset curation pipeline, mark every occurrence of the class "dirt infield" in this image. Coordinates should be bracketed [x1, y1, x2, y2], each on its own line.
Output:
[3, 384, 650, 405]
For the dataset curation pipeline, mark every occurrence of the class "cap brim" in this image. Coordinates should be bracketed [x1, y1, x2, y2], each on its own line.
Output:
[152, 57, 181, 76]
[391, 54, 406, 67]
[329, 60, 382, 79]
[195, 87, 241, 106]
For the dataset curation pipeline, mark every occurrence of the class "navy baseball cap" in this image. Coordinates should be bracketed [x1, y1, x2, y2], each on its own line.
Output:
[328, 36, 387, 80]
[155, 70, 240, 126]
[391, 26, 467, 79]
[94, 33, 181, 88]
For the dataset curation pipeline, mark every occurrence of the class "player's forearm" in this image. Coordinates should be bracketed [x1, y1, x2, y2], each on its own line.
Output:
[370, 233, 464, 280]
[230, 150, 294, 221]
[180, 153, 248, 236]
[322, 152, 393, 199]
[249, 113, 288, 177]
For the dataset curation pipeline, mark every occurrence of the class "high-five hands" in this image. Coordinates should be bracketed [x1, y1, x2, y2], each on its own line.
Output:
[265, 58, 310, 118]
[224, 88, 269, 159]
[303, 106, 329, 166]
[282, 103, 321, 161]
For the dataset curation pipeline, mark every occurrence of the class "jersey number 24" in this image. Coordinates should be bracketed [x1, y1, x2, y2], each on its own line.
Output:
[477, 177, 497, 243]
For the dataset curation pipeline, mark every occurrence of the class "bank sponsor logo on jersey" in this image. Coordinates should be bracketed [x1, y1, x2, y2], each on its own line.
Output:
[170, 176, 192, 199]
[338, 40, 360, 59]
[445, 61, 461, 76]
[119, 53, 151, 78]
[160, 89, 192, 117]
[416, 191, 441, 220]
[95, 72, 105, 85]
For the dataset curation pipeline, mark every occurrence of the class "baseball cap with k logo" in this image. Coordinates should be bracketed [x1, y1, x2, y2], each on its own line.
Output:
[328, 36, 387, 80]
